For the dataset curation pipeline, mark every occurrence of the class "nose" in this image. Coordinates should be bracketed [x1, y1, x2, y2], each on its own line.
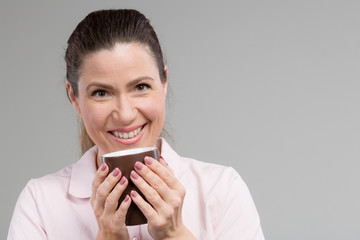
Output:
[112, 95, 137, 125]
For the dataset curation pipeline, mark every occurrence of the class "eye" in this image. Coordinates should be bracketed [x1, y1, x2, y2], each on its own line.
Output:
[135, 83, 151, 92]
[91, 89, 107, 97]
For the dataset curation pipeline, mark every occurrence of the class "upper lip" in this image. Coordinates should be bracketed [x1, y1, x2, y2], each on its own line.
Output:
[108, 124, 145, 133]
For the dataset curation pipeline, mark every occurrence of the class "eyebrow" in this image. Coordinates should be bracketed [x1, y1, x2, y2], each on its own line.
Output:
[86, 83, 114, 91]
[85, 77, 154, 91]
[126, 77, 154, 88]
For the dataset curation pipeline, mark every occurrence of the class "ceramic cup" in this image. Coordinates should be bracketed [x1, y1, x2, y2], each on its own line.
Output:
[101, 147, 159, 226]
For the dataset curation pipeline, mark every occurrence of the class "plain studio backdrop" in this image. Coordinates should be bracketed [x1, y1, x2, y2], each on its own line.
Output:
[1, 0, 359, 239]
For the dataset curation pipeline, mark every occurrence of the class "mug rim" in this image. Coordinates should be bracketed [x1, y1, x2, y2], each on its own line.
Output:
[101, 147, 158, 159]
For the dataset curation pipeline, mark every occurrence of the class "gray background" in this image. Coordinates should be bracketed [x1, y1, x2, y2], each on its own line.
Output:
[1, 0, 359, 239]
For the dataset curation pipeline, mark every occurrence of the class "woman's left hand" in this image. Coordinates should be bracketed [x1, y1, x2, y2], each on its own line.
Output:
[130, 157, 196, 240]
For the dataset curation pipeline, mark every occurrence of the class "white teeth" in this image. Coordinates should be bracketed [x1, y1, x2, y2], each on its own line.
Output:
[112, 126, 142, 139]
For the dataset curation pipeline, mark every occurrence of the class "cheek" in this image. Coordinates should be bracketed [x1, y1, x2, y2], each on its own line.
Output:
[81, 103, 111, 130]
[146, 96, 166, 121]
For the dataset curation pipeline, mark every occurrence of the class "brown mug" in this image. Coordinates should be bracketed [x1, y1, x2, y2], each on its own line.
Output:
[101, 147, 159, 226]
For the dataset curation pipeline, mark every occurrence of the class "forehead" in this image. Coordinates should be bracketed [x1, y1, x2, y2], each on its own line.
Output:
[79, 43, 158, 82]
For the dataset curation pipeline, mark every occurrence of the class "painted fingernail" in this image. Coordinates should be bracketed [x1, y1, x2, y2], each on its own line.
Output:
[134, 161, 143, 170]
[144, 156, 153, 165]
[100, 163, 107, 171]
[131, 190, 138, 198]
[112, 168, 120, 177]
[124, 195, 130, 202]
[131, 170, 139, 179]
[120, 176, 126, 185]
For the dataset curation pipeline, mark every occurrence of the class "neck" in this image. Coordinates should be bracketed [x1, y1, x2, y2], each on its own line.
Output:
[96, 151, 102, 169]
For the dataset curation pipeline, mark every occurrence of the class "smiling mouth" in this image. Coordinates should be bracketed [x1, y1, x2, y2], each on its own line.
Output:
[109, 125, 145, 139]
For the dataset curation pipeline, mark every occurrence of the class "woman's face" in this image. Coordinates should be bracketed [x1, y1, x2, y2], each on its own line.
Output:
[68, 43, 167, 158]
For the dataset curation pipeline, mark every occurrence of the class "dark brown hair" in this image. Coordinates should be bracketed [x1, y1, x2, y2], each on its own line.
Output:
[65, 9, 167, 154]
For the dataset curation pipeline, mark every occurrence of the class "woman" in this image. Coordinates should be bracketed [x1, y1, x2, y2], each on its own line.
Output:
[8, 9, 264, 240]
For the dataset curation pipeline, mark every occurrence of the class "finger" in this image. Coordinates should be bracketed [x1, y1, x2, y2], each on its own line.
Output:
[103, 176, 128, 216]
[94, 168, 122, 213]
[130, 190, 159, 222]
[134, 161, 170, 201]
[131, 166, 184, 225]
[159, 156, 173, 173]
[114, 195, 132, 226]
[144, 157, 183, 191]
[130, 169, 165, 210]
[134, 161, 185, 210]
[91, 163, 109, 207]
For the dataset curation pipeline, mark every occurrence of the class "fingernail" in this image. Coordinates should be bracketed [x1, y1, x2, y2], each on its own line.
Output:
[131, 170, 139, 179]
[131, 190, 138, 198]
[112, 168, 120, 177]
[144, 156, 153, 165]
[120, 176, 126, 185]
[100, 163, 107, 171]
[124, 195, 130, 202]
[134, 161, 143, 170]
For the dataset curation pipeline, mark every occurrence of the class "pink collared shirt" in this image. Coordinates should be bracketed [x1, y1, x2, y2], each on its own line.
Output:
[8, 139, 264, 239]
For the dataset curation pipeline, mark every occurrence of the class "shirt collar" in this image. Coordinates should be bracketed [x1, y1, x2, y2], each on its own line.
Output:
[68, 138, 181, 199]
[68, 145, 98, 198]
[158, 138, 181, 178]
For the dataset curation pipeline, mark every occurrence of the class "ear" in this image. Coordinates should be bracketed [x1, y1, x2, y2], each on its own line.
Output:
[163, 65, 168, 99]
[66, 81, 82, 117]
[164, 65, 168, 77]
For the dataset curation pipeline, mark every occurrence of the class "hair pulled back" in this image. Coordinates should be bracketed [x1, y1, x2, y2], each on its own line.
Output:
[65, 9, 166, 154]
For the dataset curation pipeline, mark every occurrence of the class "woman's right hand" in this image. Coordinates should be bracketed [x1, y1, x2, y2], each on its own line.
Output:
[90, 163, 131, 240]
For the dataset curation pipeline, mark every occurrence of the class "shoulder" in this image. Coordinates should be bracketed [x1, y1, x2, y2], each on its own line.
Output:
[174, 155, 250, 206]
[21, 145, 97, 203]
[14, 163, 74, 206]
[28, 164, 74, 191]
[179, 157, 263, 239]
[182, 156, 238, 174]
[161, 139, 239, 177]
[178, 156, 243, 185]
[160, 140, 264, 239]
[8, 164, 75, 236]
[160, 138, 244, 189]
[18, 164, 75, 207]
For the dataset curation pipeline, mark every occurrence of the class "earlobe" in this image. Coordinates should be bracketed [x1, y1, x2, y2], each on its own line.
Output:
[163, 65, 168, 99]
[66, 81, 82, 117]
[164, 65, 168, 77]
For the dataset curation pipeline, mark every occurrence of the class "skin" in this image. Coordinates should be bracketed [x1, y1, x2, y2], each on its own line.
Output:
[67, 43, 196, 240]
